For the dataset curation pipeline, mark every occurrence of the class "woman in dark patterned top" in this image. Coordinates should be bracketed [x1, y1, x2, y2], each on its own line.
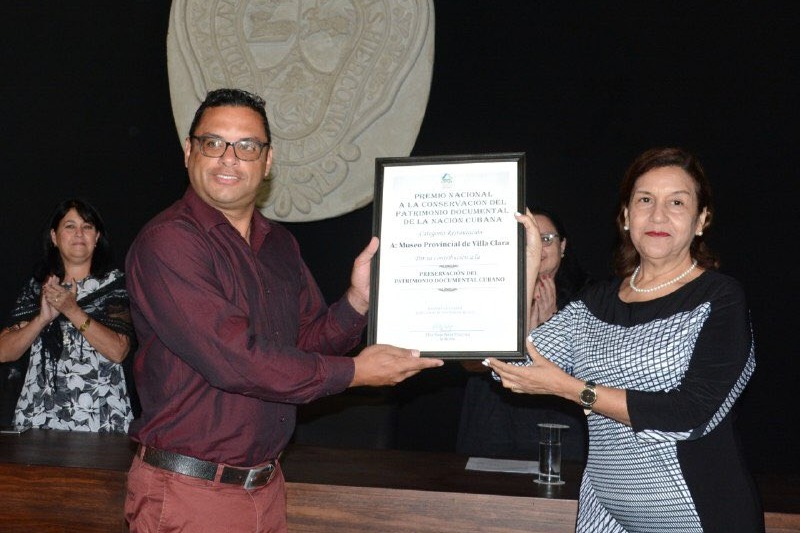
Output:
[485, 147, 763, 532]
[0, 199, 135, 433]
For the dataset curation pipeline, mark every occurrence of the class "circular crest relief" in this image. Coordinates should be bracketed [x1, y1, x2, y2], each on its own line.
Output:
[167, 0, 434, 221]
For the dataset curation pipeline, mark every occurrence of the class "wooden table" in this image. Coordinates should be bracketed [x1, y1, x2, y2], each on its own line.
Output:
[0, 430, 797, 532]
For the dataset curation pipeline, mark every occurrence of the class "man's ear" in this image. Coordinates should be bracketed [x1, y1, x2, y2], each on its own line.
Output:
[264, 146, 274, 179]
[184, 137, 193, 168]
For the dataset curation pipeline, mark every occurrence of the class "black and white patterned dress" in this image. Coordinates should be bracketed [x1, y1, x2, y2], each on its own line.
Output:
[527, 270, 762, 532]
[10, 271, 134, 433]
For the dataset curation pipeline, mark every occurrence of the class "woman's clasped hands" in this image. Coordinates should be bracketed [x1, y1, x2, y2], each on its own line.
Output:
[41, 276, 78, 318]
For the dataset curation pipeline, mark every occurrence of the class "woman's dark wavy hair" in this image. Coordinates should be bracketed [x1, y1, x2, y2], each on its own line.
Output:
[34, 198, 113, 283]
[613, 147, 719, 278]
[531, 206, 590, 308]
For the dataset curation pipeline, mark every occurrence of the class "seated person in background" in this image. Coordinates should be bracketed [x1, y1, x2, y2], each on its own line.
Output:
[457, 207, 590, 461]
[0, 198, 135, 433]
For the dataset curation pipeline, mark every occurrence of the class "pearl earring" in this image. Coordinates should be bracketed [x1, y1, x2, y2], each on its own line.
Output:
[696, 231, 703, 236]
[623, 225, 629, 231]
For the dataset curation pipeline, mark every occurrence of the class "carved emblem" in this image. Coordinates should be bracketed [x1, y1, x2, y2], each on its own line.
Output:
[168, 0, 434, 221]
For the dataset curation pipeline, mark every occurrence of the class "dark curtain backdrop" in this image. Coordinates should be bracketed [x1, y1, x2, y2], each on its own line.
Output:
[1, 2, 797, 475]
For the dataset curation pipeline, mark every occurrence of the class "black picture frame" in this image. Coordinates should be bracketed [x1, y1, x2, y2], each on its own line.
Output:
[367, 153, 527, 360]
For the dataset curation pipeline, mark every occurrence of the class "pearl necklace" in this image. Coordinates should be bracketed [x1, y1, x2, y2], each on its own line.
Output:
[629, 259, 698, 293]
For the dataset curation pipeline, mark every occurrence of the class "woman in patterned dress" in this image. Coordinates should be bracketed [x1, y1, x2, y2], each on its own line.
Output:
[485, 147, 763, 532]
[0, 198, 135, 433]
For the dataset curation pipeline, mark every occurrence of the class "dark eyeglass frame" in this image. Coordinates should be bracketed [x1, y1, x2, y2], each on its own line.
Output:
[541, 233, 561, 247]
[191, 135, 270, 161]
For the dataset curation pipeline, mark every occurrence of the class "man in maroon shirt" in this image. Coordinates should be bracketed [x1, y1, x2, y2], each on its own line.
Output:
[123, 88, 443, 532]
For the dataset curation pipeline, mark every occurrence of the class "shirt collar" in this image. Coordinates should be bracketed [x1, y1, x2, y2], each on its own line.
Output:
[182, 186, 271, 249]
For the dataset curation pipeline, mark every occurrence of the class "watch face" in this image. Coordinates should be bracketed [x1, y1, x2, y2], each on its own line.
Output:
[580, 388, 596, 406]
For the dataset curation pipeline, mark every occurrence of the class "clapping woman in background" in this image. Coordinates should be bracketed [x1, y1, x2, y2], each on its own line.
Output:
[0, 198, 135, 433]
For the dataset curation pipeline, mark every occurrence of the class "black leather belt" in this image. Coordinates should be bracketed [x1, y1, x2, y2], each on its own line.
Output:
[139, 446, 278, 490]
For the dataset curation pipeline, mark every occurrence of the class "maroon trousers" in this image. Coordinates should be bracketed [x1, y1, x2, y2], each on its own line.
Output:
[125, 453, 287, 533]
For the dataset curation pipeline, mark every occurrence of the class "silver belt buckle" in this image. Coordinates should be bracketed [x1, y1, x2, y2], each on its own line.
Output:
[243, 462, 276, 490]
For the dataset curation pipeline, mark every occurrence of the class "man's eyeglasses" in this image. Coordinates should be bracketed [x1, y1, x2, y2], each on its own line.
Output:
[541, 233, 561, 247]
[191, 135, 270, 161]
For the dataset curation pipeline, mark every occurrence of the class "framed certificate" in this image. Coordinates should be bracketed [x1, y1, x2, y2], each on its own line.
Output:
[367, 153, 526, 360]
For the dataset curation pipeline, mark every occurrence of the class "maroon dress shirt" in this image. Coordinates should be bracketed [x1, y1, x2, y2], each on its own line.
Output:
[125, 187, 364, 466]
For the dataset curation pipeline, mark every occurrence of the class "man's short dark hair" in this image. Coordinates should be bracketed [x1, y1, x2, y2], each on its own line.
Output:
[188, 88, 272, 141]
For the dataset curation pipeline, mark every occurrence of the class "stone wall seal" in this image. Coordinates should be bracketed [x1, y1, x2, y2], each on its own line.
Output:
[167, 0, 434, 221]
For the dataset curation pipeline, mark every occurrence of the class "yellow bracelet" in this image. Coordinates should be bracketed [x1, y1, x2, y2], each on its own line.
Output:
[78, 317, 92, 333]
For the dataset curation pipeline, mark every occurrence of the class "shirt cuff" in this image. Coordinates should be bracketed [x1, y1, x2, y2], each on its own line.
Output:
[331, 297, 368, 337]
[322, 354, 356, 395]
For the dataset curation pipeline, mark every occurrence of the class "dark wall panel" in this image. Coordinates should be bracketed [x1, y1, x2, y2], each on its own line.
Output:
[1, 1, 797, 475]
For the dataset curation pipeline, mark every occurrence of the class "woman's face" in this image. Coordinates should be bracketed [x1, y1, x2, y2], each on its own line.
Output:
[50, 208, 100, 266]
[624, 166, 707, 263]
[534, 214, 566, 278]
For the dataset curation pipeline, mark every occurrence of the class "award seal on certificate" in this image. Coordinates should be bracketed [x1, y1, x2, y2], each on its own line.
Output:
[368, 153, 526, 359]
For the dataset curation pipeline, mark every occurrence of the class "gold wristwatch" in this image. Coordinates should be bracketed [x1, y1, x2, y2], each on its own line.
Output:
[579, 380, 597, 415]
